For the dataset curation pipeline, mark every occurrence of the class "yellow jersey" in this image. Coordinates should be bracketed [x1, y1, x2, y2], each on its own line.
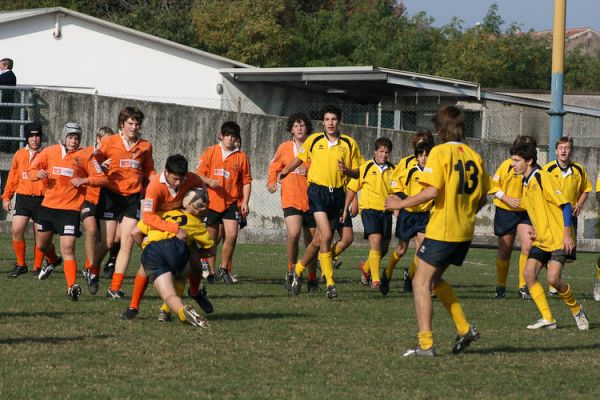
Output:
[521, 168, 569, 252]
[389, 154, 418, 191]
[392, 165, 433, 213]
[347, 159, 394, 211]
[297, 132, 362, 189]
[489, 158, 526, 212]
[137, 209, 214, 250]
[543, 160, 591, 207]
[420, 141, 489, 242]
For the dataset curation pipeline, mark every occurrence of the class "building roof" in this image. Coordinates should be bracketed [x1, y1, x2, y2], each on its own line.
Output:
[0, 7, 251, 68]
[220, 66, 600, 117]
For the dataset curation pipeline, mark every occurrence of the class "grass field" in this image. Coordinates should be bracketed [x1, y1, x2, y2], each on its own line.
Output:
[0, 234, 599, 399]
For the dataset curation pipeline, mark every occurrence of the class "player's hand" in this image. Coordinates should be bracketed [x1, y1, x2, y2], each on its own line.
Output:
[340, 210, 347, 225]
[572, 204, 582, 217]
[267, 182, 277, 193]
[563, 233, 575, 255]
[70, 177, 88, 187]
[384, 195, 404, 210]
[240, 202, 249, 217]
[176, 228, 188, 240]
[2, 200, 11, 212]
[101, 158, 112, 171]
[350, 201, 359, 218]
[37, 170, 48, 179]
[502, 195, 520, 209]
[277, 171, 288, 183]
[529, 229, 537, 241]
[296, 165, 308, 176]
[337, 159, 348, 173]
[205, 178, 220, 189]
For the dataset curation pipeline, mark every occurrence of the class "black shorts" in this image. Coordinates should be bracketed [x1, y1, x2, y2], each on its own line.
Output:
[80, 200, 98, 221]
[202, 202, 239, 226]
[37, 206, 81, 237]
[395, 210, 429, 241]
[493, 208, 531, 236]
[97, 188, 140, 221]
[283, 207, 316, 228]
[528, 246, 567, 265]
[417, 238, 471, 268]
[13, 194, 44, 223]
[361, 209, 393, 240]
[332, 208, 353, 231]
[308, 184, 345, 220]
[141, 237, 189, 282]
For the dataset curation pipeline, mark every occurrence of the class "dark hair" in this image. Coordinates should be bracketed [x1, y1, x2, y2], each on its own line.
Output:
[511, 142, 537, 164]
[411, 130, 434, 148]
[118, 106, 144, 128]
[220, 121, 241, 139]
[1, 58, 14, 70]
[286, 113, 312, 134]
[510, 135, 537, 155]
[320, 104, 342, 121]
[374, 137, 393, 152]
[415, 140, 434, 157]
[555, 136, 573, 149]
[433, 106, 464, 142]
[165, 154, 188, 175]
[97, 126, 114, 139]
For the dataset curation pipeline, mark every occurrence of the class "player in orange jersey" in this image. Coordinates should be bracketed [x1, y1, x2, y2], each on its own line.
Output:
[2, 123, 57, 278]
[29, 122, 108, 300]
[94, 107, 155, 299]
[196, 121, 252, 284]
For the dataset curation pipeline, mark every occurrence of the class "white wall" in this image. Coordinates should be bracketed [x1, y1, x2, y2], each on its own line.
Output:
[0, 13, 231, 108]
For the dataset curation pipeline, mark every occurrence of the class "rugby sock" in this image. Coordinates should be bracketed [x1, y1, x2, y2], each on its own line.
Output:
[319, 251, 335, 287]
[385, 250, 400, 279]
[174, 280, 185, 297]
[90, 265, 100, 276]
[332, 242, 344, 258]
[308, 270, 317, 282]
[287, 262, 294, 273]
[129, 272, 149, 310]
[109, 241, 120, 259]
[33, 242, 44, 270]
[518, 253, 527, 288]
[434, 280, 470, 336]
[408, 256, 418, 279]
[12, 240, 26, 266]
[496, 258, 510, 288]
[529, 282, 554, 321]
[160, 302, 171, 314]
[557, 284, 581, 316]
[227, 259, 232, 272]
[45, 244, 59, 264]
[294, 261, 306, 278]
[111, 273, 125, 291]
[595, 257, 600, 280]
[177, 307, 187, 322]
[63, 259, 77, 288]
[548, 285, 556, 293]
[418, 331, 434, 350]
[84, 258, 91, 271]
[188, 273, 201, 297]
[368, 250, 381, 283]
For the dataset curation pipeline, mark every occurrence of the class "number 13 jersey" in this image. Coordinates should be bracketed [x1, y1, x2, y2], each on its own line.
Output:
[420, 141, 489, 242]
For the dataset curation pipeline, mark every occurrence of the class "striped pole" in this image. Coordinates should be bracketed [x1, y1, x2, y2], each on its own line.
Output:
[548, 0, 567, 161]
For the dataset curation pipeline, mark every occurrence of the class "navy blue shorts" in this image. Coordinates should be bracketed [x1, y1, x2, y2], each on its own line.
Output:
[97, 188, 140, 221]
[417, 238, 471, 268]
[13, 194, 44, 223]
[37, 206, 81, 237]
[361, 209, 393, 240]
[332, 209, 353, 231]
[283, 207, 316, 228]
[308, 184, 345, 220]
[395, 210, 429, 241]
[80, 200, 98, 221]
[528, 246, 567, 266]
[202, 202, 239, 226]
[141, 237, 189, 282]
[493, 207, 531, 236]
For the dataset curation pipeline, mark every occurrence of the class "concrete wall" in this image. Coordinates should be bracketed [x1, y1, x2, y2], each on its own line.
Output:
[2, 89, 600, 250]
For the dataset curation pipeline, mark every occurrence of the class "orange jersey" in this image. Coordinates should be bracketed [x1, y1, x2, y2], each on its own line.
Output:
[82, 146, 102, 205]
[196, 144, 252, 213]
[141, 172, 204, 234]
[2, 146, 46, 200]
[96, 133, 155, 195]
[268, 140, 309, 211]
[29, 144, 108, 211]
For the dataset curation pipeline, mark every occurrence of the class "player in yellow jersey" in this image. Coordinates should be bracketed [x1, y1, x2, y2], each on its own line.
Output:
[386, 106, 489, 356]
[543, 137, 591, 296]
[384, 140, 434, 295]
[489, 136, 536, 300]
[279, 104, 362, 299]
[387, 130, 434, 291]
[511, 139, 589, 331]
[121, 189, 215, 328]
[343, 137, 394, 291]
[595, 172, 600, 301]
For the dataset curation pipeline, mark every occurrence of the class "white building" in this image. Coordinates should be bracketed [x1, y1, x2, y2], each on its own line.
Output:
[0, 7, 250, 108]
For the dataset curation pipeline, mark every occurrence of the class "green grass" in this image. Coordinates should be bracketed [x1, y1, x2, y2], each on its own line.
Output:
[0, 235, 599, 399]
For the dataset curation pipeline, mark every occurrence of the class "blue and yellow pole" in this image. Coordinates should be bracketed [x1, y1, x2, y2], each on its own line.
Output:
[548, 0, 566, 161]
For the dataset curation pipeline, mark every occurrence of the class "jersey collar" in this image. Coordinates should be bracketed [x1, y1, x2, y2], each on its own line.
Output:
[120, 131, 140, 151]
[219, 142, 239, 159]
[523, 166, 540, 186]
[26, 145, 42, 161]
[159, 171, 184, 197]
[372, 159, 389, 173]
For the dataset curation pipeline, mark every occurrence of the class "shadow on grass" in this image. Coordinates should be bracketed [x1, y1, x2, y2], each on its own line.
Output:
[469, 341, 600, 354]
[0, 333, 114, 345]
[0, 311, 84, 319]
[209, 312, 309, 321]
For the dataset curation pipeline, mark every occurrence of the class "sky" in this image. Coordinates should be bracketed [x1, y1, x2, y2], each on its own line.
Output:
[403, 0, 600, 32]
